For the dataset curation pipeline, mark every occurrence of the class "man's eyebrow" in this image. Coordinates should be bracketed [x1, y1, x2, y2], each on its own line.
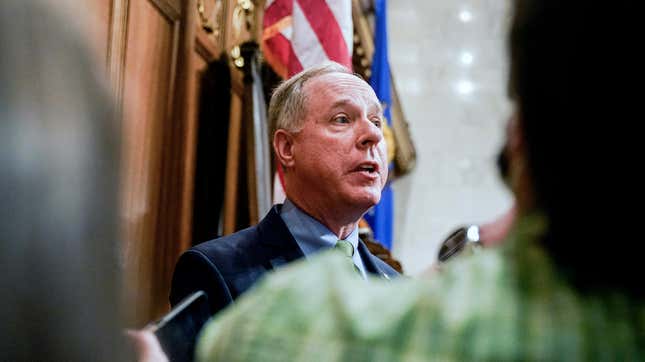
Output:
[370, 102, 384, 115]
[329, 99, 383, 114]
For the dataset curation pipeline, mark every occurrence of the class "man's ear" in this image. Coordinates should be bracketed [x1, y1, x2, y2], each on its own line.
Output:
[273, 129, 296, 169]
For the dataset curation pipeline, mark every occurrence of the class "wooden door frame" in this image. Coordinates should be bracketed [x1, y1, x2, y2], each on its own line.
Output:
[106, 0, 198, 324]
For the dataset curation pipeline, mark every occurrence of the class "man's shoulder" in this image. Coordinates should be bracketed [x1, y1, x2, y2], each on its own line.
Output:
[184, 225, 268, 276]
[191, 225, 260, 256]
[184, 205, 294, 270]
[190, 206, 272, 251]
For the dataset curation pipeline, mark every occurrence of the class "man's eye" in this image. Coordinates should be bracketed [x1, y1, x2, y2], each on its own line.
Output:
[371, 118, 382, 128]
[334, 116, 350, 124]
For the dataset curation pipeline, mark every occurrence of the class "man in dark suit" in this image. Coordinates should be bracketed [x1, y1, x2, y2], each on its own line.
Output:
[170, 62, 398, 316]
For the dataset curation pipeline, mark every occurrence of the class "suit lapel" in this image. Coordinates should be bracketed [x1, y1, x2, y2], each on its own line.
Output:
[357, 240, 390, 279]
[256, 205, 305, 270]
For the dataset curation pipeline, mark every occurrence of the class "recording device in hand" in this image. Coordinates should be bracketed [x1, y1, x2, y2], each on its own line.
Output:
[437, 225, 481, 263]
[147, 291, 211, 362]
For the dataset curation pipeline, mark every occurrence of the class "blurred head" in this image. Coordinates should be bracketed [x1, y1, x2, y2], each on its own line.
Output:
[271, 62, 388, 223]
[1, 1, 124, 360]
[507, 0, 641, 296]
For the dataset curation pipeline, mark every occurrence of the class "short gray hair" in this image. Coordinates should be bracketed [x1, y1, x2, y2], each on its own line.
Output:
[268, 62, 357, 136]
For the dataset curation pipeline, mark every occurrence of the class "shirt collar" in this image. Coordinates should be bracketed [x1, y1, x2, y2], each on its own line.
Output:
[280, 199, 359, 257]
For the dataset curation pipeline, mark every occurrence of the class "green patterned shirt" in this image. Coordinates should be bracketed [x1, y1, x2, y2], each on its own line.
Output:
[196, 214, 645, 361]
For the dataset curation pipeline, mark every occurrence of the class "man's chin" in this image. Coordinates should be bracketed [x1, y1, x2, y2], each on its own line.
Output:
[347, 192, 381, 211]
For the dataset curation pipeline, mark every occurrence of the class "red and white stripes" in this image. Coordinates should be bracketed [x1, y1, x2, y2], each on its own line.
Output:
[262, 0, 353, 78]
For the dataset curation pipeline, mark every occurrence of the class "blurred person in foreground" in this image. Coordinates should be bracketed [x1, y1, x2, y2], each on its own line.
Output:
[169, 62, 399, 316]
[194, 0, 645, 360]
[0, 1, 124, 360]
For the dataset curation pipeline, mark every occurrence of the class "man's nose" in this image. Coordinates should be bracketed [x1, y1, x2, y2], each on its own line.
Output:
[356, 117, 383, 149]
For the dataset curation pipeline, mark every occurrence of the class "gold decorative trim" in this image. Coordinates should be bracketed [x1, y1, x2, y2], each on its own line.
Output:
[232, 0, 256, 43]
[231, 45, 244, 68]
[196, 0, 224, 36]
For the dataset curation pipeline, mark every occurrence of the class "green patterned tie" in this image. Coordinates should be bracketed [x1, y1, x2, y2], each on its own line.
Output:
[334, 240, 361, 275]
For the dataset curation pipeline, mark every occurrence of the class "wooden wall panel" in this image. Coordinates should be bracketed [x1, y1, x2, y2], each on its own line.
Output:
[223, 92, 243, 234]
[99, 0, 263, 325]
[120, 0, 183, 325]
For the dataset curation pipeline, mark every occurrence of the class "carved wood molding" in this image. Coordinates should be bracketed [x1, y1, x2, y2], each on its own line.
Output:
[195, 0, 226, 53]
[150, 0, 182, 20]
[107, 0, 129, 113]
[223, 95, 243, 235]
[352, 0, 374, 77]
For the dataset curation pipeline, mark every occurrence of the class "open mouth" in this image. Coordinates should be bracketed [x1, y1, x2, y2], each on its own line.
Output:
[353, 162, 379, 174]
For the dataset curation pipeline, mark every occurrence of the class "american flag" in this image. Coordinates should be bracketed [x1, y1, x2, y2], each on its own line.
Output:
[262, 0, 353, 78]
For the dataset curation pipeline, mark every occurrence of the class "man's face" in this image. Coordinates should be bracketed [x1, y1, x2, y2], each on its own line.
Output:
[288, 72, 388, 214]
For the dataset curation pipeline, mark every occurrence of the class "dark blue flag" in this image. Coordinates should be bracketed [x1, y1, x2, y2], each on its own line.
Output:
[364, 0, 394, 249]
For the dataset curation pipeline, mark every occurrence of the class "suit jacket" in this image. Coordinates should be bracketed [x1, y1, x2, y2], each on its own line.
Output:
[169, 205, 399, 315]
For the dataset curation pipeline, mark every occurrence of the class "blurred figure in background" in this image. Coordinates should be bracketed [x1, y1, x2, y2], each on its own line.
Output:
[434, 203, 516, 268]
[0, 1, 124, 360]
[192, 0, 645, 360]
[434, 140, 519, 266]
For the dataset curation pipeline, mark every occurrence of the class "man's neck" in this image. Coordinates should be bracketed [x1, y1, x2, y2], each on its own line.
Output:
[286, 197, 360, 239]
